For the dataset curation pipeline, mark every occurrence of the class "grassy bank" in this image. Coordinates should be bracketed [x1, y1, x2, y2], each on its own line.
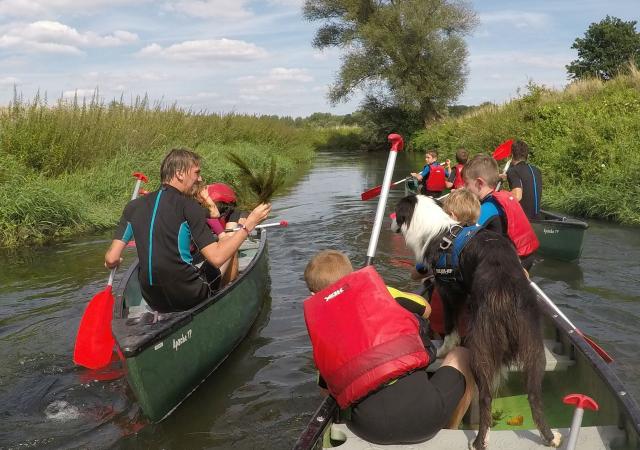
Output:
[0, 95, 352, 247]
[412, 67, 640, 224]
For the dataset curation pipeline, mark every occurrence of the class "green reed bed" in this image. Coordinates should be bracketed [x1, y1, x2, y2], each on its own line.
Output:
[0, 95, 335, 247]
[412, 67, 640, 224]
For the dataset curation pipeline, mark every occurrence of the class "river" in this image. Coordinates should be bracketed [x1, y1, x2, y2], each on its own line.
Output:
[1, 151, 639, 449]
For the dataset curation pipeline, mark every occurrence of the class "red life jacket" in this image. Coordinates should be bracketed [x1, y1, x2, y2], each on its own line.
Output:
[424, 164, 446, 192]
[303, 266, 430, 409]
[491, 191, 539, 257]
[452, 163, 465, 189]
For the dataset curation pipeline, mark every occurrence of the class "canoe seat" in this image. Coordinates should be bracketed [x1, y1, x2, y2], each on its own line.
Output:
[327, 423, 627, 449]
[427, 339, 574, 373]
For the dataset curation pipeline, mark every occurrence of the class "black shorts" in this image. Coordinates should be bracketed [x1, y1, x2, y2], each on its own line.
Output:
[347, 366, 466, 445]
[140, 262, 222, 313]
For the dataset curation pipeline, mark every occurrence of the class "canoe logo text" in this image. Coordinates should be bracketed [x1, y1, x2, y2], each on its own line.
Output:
[172, 329, 193, 351]
[543, 228, 560, 234]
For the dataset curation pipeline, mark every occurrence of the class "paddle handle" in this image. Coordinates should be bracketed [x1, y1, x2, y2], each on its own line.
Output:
[365, 134, 403, 265]
[530, 281, 578, 333]
[224, 220, 288, 232]
[107, 267, 116, 287]
[495, 159, 511, 192]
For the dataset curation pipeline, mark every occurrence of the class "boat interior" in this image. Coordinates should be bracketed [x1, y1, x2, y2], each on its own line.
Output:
[322, 321, 639, 449]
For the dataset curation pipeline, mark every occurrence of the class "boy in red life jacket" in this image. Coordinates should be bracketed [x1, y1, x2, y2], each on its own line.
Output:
[462, 153, 539, 270]
[410, 150, 448, 197]
[303, 250, 475, 445]
[445, 148, 469, 190]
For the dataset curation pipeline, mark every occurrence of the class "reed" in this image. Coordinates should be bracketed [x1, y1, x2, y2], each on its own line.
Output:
[0, 94, 335, 247]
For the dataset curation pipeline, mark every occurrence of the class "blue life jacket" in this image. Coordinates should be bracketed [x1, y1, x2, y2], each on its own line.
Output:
[434, 224, 482, 284]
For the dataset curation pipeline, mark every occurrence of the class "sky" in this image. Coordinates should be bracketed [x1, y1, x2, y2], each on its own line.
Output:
[0, 0, 638, 117]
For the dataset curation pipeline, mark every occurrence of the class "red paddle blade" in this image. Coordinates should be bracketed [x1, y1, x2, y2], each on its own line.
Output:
[492, 139, 513, 161]
[577, 330, 614, 363]
[73, 286, 116, 369]
[361, 185, 383, 201]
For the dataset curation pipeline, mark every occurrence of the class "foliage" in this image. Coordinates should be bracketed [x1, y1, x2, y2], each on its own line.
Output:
[355, 95, 423, 150]
[567, 16, 640, 80]
[0, 94, 336, 247]
[224, 152, 285, 207]
[303, 0, 477, 125]
[412, 68, 640, 224]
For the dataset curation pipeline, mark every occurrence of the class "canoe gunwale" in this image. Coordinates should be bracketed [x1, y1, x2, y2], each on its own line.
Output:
[531, 209, 589, 230]
[113, 230, 268, 358]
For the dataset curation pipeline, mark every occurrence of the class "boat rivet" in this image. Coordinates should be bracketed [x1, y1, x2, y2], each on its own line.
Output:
[317, 416, 325, 422]
[568, 330, 574, 334]
[620, 391, 627, 396]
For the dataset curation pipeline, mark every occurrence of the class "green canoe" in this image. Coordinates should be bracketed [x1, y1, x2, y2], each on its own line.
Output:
[531, 210, 589, 262]
[294, 287, 640, 450]
[113, 231, 268, 422]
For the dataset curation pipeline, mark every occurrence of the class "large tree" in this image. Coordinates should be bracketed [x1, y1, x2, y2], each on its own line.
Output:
[567, 16, 640, 80]
[304, 0, 477, 125]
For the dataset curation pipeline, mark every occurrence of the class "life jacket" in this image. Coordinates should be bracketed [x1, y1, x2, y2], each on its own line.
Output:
[303, 266, 431, 409]
[490, 191, 539, 257]
[452, 163, 465, 189]
[423, 164, 446, 192]
[434, 224, 481, 284]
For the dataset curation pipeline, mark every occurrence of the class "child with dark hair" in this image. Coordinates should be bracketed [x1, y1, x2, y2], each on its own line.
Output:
[411, 150, 449, 197]
[505, 140, 542, 219]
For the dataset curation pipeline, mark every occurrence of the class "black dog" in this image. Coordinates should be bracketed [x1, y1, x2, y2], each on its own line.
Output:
[392, 195, 561, 449]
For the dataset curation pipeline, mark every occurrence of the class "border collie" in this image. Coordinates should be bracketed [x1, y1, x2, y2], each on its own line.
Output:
[392, 195, 561, 450]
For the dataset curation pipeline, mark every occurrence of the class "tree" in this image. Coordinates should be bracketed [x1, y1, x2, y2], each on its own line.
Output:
[303, 0, 477, 126]
[567, 16, 640, 80]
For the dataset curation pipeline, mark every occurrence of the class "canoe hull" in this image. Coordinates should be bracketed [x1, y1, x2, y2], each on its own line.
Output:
[531, 210, 588, 261]
[114, 233, 269, 422]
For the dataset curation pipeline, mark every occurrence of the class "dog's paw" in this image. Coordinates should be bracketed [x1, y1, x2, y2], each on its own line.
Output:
[468, 429, 489, 449]
[437, 330, 461, 358]
[543, 430, 561, 447]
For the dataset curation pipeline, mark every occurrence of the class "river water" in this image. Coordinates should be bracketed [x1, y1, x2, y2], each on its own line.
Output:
[1, 151, 639, 449]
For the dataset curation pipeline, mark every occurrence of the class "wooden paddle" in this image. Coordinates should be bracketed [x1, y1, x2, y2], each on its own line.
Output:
[73, 172, 147, 369]
[293, 133, 404, 450]
[530, 281, 613, 363]
[360, 176, 411, 201]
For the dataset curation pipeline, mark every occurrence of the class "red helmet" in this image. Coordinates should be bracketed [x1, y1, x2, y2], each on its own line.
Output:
[207, 183, 236, 204]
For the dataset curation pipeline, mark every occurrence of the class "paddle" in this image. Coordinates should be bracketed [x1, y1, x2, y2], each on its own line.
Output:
[73, 172, 147, 369]
[223, 220, 288, 232]
[529, 281, 613, 363]
[293, 133, 404, 450]
[361, 176, 411, 201]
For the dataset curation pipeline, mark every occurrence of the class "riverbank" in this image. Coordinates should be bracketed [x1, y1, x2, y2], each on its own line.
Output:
[412, 67, 640, 224]
[0, 96, 356, 247]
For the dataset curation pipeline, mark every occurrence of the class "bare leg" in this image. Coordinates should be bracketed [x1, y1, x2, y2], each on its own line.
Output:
[220, 252, 239, 286]
[441, 347, 476, 429]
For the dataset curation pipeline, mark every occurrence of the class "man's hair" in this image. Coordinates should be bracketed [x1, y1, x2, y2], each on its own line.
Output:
[160, 148, 202, 184]
[455, 148, 469, 164]
[304, 250, 353, 293]
[511, 140, 530, 161]
[426, 150, 438, 159]
[443, 189, 480, 226]
[462, 153, 499, 188]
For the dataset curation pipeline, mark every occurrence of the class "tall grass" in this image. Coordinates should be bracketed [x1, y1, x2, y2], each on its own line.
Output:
[412, 67, 640, 224]
[0, 94, 336, 247]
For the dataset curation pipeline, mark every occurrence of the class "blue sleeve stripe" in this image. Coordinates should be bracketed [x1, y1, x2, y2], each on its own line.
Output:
[148, 190, 163, 286]
[121, 222, 133, 243]
[528, 164, 539, 214]
[178, 221, 193, 265]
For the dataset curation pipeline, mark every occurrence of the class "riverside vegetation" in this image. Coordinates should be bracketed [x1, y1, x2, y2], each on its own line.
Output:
[413, 67, 640, 224]
[0, 94, 358, 247]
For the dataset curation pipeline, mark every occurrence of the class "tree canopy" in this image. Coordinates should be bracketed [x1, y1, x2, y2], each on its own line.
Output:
[567, 16, 640, 80]
[303, 0, 477, 125]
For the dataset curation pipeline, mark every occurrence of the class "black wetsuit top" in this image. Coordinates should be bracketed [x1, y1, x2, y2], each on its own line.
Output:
[507, 161, 542, 219]
[114, 185, 217, 312]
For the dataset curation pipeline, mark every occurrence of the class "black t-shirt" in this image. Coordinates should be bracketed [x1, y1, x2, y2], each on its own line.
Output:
[114, 185, 217, 309]
[507, 161, 542, 219]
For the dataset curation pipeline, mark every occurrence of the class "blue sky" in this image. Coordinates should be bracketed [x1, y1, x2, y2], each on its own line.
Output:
[0, 0, 638, 116]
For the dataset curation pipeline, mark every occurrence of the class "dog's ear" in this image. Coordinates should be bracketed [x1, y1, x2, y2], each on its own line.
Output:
[394, 195, 418, 230]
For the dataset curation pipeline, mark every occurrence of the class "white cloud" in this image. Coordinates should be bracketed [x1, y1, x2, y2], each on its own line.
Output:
[177, 91, 220, 101]
[0, 0, 148, 18]
[137, 39, 268, 61]
[62, 88, 99, 98]
[0, 76, 20, 84]
[267, 0, 303, 6]
[0, 21, 138, 55]
[162, 0, 252, 19]
[479, 11, 550, 29]
[269, 67, 313, 82]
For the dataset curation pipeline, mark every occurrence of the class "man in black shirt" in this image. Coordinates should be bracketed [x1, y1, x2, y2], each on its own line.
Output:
[104, 148, 271, 312]
[505, 140, 542, 219]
